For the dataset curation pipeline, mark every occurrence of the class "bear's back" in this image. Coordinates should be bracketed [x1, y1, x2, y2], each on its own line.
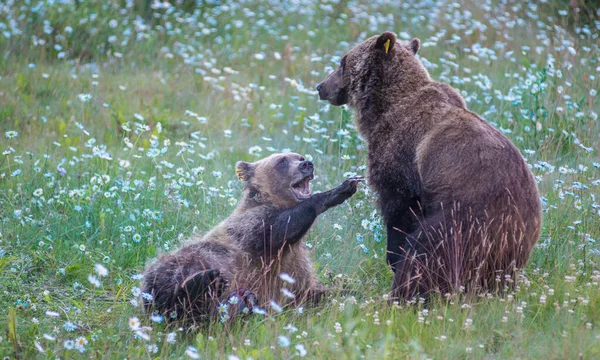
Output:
[415, 105, 541, 245]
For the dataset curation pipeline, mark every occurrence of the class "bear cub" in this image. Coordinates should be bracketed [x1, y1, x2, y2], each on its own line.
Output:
[142, 153, 361, 321]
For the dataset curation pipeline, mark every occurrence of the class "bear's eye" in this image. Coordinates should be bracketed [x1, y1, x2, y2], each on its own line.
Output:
[299, 157, 305, 162]
[276, 158, 288, 168]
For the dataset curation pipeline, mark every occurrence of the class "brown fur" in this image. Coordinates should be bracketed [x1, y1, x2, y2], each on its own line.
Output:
[142, 153, 358, 320]
[317, 32, 541, 299]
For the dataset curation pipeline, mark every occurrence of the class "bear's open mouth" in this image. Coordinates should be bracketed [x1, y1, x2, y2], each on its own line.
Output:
[291, 176, 313, 200]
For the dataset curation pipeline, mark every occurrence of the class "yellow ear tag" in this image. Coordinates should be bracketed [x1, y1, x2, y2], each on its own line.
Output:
[384, 39, 391, 54]
[236, 170, 245, 181]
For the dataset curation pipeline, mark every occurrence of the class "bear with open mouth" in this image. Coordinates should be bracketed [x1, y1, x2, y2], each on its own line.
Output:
[142, 152, 361, 321]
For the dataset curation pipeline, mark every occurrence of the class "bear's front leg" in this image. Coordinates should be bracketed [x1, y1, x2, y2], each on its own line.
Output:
[390, 249, 431, 301]
[265, 177, 362, 250]
[321, 176, 363, 211]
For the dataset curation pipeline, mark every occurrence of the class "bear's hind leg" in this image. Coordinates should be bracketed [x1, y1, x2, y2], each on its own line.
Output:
[176, 269, 228, 318]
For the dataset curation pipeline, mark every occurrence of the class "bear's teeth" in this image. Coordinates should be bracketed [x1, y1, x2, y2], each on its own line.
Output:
[303, 180, 311, 196]
[293, 178, 311, 198]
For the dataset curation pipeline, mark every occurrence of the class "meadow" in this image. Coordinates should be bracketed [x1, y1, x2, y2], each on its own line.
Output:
[1, 0, 600, 358]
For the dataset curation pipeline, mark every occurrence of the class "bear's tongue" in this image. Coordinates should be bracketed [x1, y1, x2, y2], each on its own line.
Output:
[293, 177, 311, 199]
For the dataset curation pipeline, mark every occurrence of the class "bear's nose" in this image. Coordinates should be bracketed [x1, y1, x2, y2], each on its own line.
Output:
[299, 160, 314, 173]
[316, 83, 322, 92]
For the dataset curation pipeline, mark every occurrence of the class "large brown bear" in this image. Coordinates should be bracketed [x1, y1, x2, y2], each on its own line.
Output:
[142, 153, 361, 321]
[317, 32, 541, 299]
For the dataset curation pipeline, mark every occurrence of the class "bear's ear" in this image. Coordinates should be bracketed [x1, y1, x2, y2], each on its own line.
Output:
[409, 38, 420, 55]
[235, 161, 254, 181]
[375, 31, 396, 55]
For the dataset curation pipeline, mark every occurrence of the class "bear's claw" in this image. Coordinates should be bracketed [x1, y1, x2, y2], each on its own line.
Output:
[226, 289, 258, 315]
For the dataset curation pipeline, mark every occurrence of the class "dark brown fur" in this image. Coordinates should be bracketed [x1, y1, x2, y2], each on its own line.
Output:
[317, 32, 541, 299]
[142, 153, 359, 320]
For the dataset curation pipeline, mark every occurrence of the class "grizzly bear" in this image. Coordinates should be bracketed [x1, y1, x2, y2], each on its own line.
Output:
[142, 152, 361, 320]
[317, 32, 541, 299]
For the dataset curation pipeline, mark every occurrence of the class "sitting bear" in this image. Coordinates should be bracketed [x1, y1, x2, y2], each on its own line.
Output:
[142, 153, 361, 320]
[317, 32, 541, 299]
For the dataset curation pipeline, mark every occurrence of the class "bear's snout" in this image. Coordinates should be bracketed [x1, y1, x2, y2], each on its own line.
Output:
[299, 160, 314, 174]
[316, 82, 327, 100]
[316, 67, 348, 105]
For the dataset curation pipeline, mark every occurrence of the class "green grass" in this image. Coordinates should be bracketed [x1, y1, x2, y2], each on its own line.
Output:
[1, 0, 600, 358]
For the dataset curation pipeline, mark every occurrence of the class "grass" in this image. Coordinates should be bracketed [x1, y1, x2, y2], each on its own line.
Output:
[1, 0, 600, 358]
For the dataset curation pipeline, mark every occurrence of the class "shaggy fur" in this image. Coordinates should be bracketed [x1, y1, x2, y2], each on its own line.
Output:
[142, 153, 360, 320]
[317, 32, 541, 299]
